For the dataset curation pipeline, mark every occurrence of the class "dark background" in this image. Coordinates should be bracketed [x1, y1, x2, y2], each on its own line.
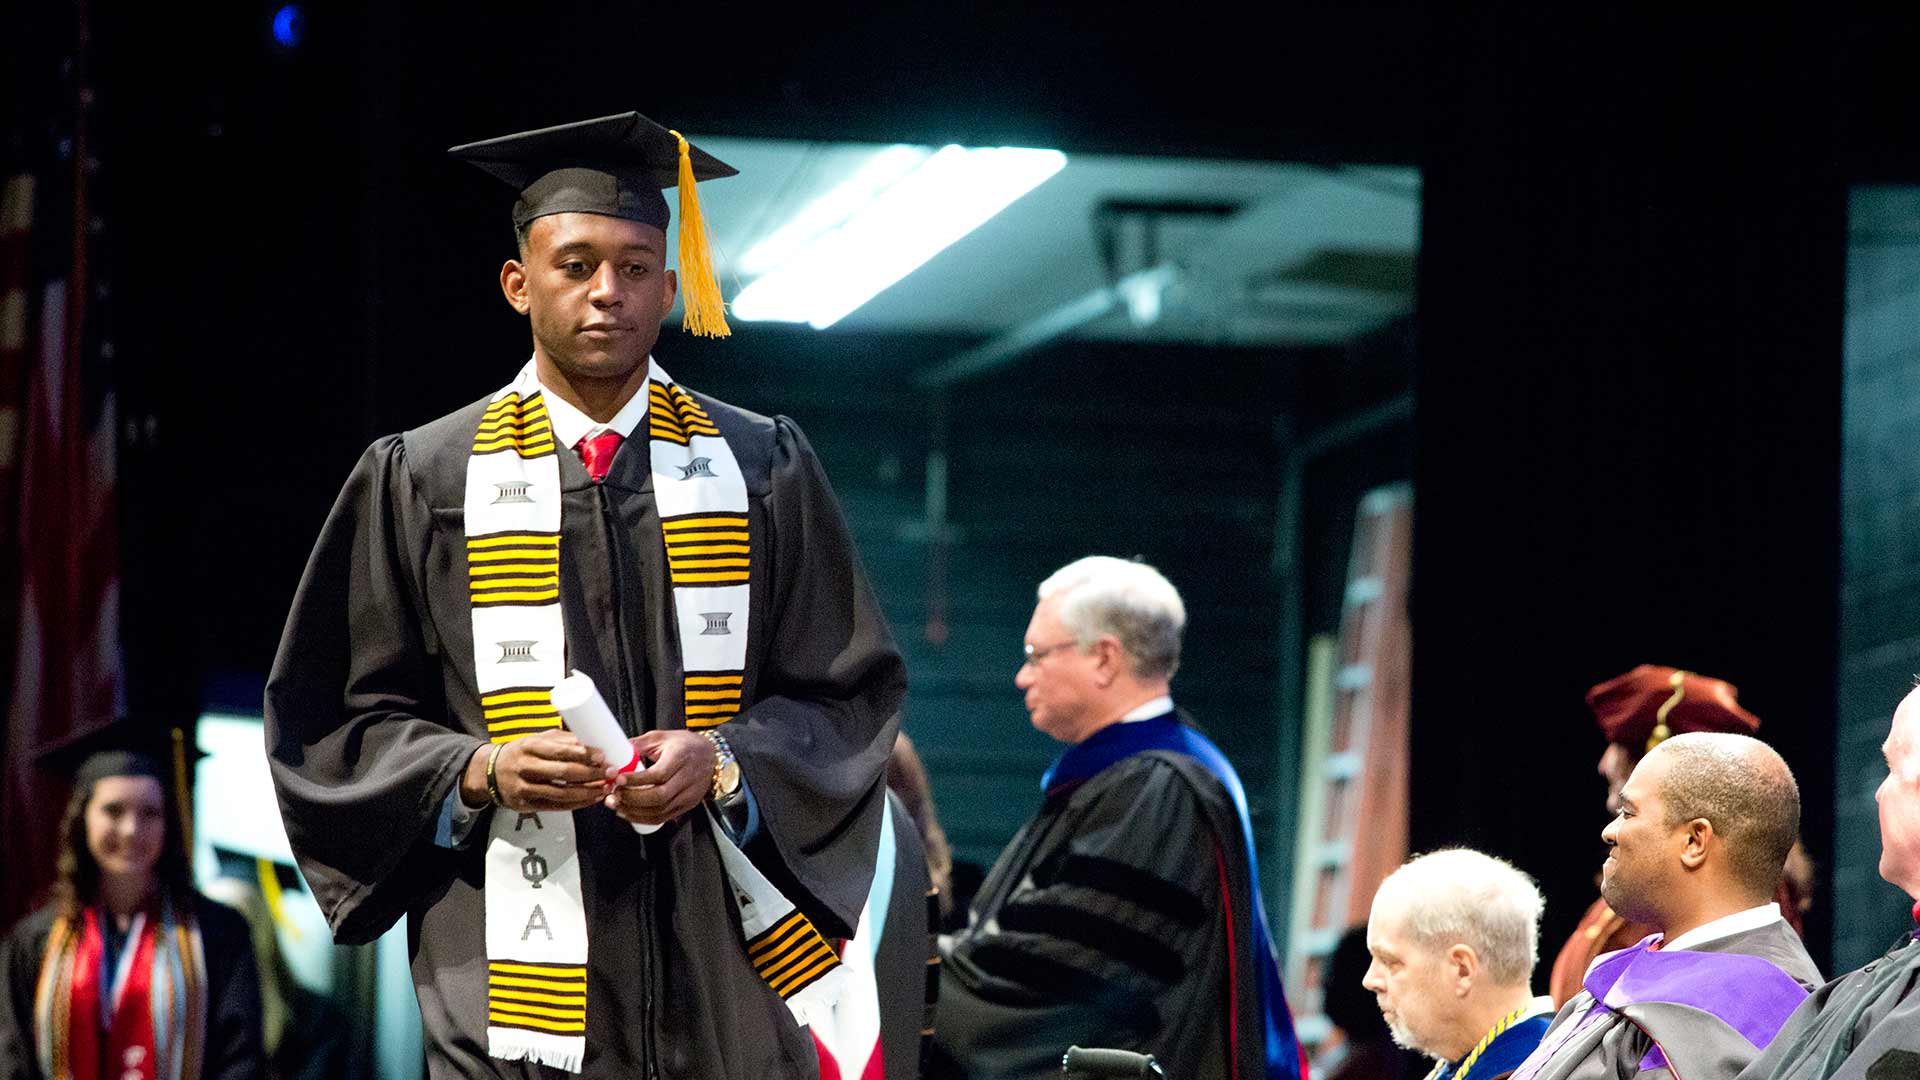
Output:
[12, 3, 1920, 978]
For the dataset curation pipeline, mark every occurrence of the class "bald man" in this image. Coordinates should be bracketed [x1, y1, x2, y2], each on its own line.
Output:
[1731, 685, 1920, 1080]
[1509, 733, 1821, 1080]
[1549, 665, 1787, 1005]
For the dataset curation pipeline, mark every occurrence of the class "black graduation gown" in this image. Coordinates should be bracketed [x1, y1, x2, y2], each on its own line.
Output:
[263, 389, 905, 1080]
[1733, 931, 1920, 1080]
[0, 897, 265, 1080]
[930, 750, 1266, 1080]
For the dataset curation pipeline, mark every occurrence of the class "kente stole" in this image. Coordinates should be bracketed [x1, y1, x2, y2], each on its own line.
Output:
[464, 359, 844, 1073]
[33, 898, 208, 1080]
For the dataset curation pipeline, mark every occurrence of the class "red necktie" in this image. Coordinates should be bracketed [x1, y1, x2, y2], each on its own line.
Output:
[575, 431, 624, 482]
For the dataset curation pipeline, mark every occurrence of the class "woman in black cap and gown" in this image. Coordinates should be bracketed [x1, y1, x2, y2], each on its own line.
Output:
[0, 744, 263, 1080]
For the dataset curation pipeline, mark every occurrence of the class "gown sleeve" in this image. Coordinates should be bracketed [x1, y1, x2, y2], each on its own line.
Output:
[0, 909, 53, 1080]
[930, 759, 1225, 1080]
[725, 417, 907, 938]
[955, 759, 1219, 1010]
[195, 898, 266, 1080]
[264, 437, 486, 944]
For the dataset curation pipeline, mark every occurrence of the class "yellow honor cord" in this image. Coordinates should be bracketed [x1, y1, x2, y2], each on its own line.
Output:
[669, 129, 731, 339]
[1433, 1004, 1534, 1080]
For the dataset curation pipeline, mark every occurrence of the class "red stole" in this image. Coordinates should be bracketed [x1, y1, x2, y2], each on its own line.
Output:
[66, 908, 161, 1080]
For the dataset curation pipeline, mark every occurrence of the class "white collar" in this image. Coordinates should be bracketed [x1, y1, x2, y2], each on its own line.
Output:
[1660, 902, 1783, 952]
[1120, 695, 1175, 723]
[537, 361, 653, 450]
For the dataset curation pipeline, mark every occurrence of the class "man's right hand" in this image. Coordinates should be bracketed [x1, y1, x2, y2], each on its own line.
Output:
[460, 732, 610, 812]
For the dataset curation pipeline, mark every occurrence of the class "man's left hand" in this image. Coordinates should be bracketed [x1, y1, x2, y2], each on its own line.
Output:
[604, 730, 716, 826]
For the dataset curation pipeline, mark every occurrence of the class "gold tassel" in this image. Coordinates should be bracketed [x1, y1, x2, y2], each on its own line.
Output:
[170, 727, 194, 855]
[257, 857, 301, 939]
[1648, 669, 1687, 753]
[669, 129, 731, 339]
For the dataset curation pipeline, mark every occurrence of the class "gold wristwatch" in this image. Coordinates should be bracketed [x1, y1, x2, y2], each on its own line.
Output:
[703, 731, 741, 801]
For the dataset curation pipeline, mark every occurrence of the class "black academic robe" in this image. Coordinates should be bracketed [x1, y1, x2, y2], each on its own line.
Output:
[264, 390, 905, 1080]
[1733, 930, 1920, 1080]
[0, 897, 265, 1080]
[930, 748, 1267, 1080]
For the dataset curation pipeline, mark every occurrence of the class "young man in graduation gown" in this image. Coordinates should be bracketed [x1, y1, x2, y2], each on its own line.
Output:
[1509, 733, 1821, 1080]
[929, 557, 1304, 1080]
[1547, 666, 1808, 1006]
[1730, 684, 1920, 1080]
[264, 113, 905, 1080]
[1362, 849, 1556, 1080]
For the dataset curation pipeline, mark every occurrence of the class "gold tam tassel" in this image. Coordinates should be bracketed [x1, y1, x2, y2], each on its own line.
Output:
[1648, 669, 1688, 752]
[669, 129, 731, 338]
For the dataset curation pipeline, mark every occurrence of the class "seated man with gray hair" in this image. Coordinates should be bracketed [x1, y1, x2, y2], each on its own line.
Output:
[1364, 849, 1556, 1080]
[930, 556, 1303, 1080]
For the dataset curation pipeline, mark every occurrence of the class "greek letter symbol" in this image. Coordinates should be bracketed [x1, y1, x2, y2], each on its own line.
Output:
[522, 904, 552, 941]
[515, 812, 543, 832]
[521, 847, 549, 888]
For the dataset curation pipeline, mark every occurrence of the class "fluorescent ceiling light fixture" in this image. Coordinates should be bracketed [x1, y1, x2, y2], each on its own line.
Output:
[732, 144, 1067, 329]
[737, 145, 932, 276]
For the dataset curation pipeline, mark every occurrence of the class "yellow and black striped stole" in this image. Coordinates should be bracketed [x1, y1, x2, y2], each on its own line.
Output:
[662, 512, 750, 585]
[486, 961, 586, 1036]
[473, 391, 556, 458]
[746, 910, 842, 1001]
[684, 671, 744, 729]
[467, 532, 561, 606]
[646, 380, 721, 445]
[482, 687, 562, 744]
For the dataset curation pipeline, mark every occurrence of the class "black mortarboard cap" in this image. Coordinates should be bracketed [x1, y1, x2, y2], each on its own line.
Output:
[38, 717, 207, 843]
[39, 718, 205, 780]
[449, 112, 737, 338]
[449, 111, 737, 231]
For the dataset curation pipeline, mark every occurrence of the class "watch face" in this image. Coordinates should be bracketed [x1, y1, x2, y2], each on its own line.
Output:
[716, 759, 742, 795]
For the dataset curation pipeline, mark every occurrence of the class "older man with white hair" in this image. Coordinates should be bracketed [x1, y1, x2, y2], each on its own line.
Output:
[1364, 849, 1555, 1080]
[930, 557, 1303, 1080]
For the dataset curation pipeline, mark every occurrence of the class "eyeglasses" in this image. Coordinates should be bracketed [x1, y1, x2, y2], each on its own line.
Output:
[1022, 639, 1082, 666]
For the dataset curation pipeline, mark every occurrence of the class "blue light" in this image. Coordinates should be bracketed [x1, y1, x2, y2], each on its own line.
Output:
[271, 5, 303, 48]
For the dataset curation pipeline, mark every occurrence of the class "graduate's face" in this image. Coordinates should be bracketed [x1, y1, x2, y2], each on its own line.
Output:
[84, 775, 167, 883]
[1877, 689, 1920, 894]
[504, 213, 678, 384]
[1362, 905, 1454, 1059]
[1599, 748, 1683, 922]
[1015, 595, 1100, 743]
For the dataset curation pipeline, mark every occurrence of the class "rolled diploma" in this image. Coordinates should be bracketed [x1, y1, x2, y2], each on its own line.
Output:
[551, 670, 659, 834]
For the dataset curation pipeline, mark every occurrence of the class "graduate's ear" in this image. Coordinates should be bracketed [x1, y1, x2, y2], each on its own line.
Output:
[501, 260, 531, 315]
[662, 266, 679, 312]
[1447, 943, 1479, 994]
[1679, 817, 1713, 871]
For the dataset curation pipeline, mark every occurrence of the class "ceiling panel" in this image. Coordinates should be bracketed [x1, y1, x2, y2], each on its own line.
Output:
[668, 136, 1419, 350]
